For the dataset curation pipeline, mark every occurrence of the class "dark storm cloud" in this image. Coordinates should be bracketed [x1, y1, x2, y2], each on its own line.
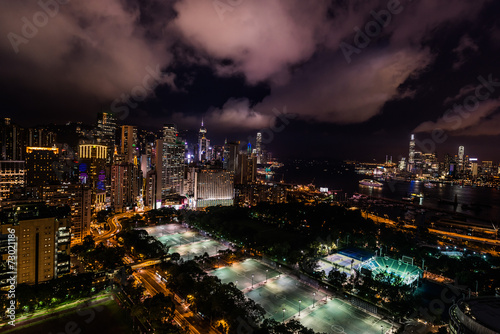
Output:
[0, 0, 499, 159]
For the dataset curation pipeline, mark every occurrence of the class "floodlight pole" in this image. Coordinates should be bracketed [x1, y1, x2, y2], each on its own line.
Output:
[313, 292, 316, 308]
[299, 300, 301, 316]
[252, 274, 254, 288]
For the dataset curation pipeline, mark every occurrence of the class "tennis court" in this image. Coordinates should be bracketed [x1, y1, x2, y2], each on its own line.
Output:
[143, 224, 229, 261]
[169, 239, 229, 261]
[211, 258, 281, 290]
[212, 259, 391, 333]
[300, 298, 392, 334]
[245, 275, 321, 322]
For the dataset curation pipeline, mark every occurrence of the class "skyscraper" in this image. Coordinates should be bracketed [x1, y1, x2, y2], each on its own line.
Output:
[458, 146, 465, 172]
[256, 132, 262, 164]
[160, 124, 185, 197]
[25, 146, 59, 186]
[223, 141, 240, 172]
[40, 184, 92, 245]
[120, 125, 138, 165]
[0, 204, 71, 285]
[96, 112, 117, 164]
[198, 119, 208, 162]
[408, 134, 415, 172]
[0, 118, 24, 161]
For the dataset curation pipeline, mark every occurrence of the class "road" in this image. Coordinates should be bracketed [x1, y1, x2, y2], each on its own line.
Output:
[363, 211, 500, 248]
[93, 212, 132, 242]
[134, 268, 220, 334]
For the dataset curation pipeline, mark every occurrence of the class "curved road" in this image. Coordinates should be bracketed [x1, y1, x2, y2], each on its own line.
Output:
[93, 211, 136, 242]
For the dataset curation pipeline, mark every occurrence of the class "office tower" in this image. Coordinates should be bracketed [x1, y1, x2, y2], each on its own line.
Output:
[0, 118, 24, 161]
[96, 112, 117, 164]
[398, 157, 407, 171]
[256, 132, 262, 164]
[470, 158, 478, 178]
[198, 119, 208, 162]
[0, 161, 25, 200]
[408, 134, 415, 172]
[223, 141, 240, 172]
[0, 204, 71, 285]
[159, 124, 185, 197]
[78, 144, 107, 192]
[458, 146, 465, 172]
[120, 125, 138, 165]
[193, 169, 234, 209]
[40, 184, 92, 245]
[111, 163, 139, 212]
[236, 153, 257, 184]
[25, 146, 59, 186]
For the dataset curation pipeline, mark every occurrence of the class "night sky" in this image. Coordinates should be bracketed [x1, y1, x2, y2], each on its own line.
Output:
[1, 0, 500, 161]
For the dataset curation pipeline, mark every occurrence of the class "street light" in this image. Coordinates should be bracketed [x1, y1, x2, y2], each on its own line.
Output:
[313, 292, 316, 308]
[282, 308, 286, 323]
[266, 269, 268, 283]
[235, 280, 238, 289]
[299, 300, 302, 316]
[252, 274, 254, 288]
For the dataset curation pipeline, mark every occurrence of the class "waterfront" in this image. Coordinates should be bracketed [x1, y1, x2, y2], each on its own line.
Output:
[271, 160, 500, 224]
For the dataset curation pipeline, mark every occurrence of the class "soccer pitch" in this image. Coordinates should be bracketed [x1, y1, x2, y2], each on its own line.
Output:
[211, 259, 392, 334]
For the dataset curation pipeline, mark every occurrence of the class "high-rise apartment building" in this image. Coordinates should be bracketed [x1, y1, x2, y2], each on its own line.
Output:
[236, 153, 257, 184]
[40, 184, 92, 245]
[0, 204, 71, 285]
[121, 125, 138, 165]
[111, 163, 139, 212]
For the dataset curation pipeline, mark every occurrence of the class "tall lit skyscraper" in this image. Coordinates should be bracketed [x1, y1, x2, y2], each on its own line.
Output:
[198, 119, 208, 162]
[96, 112, 117, 164]
[256, 132, 262, 164]
[458, 146, 465, 172]
[160, 124, 185, 197]
[408, 134, 415, 172]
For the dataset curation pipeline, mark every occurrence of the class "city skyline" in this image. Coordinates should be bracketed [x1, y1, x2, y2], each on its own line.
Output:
[1, 1, 500, 160]
[2, 2, 500, 333]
